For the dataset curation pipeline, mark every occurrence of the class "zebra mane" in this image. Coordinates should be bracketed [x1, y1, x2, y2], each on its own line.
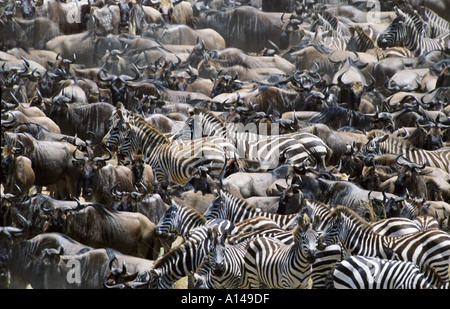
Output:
[152, 231, 207, 269]
[220, 190, 261, 212]
[329, 206, 374, 231]
[366, 129, 415, 148]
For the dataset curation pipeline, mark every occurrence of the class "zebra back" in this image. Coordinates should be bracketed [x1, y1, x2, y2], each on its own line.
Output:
[364, 130, 450, 173]
[333, 255, 450, 289]
[242, 214, 321, 289]
[372, 216, 439, 237]
[204, 190, 297, 229]
[155, 202, 207, 240]
[319, 206, 450, 283]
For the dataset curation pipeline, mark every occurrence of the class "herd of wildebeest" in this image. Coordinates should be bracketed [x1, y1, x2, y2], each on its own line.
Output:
[1, 0, 450, 289]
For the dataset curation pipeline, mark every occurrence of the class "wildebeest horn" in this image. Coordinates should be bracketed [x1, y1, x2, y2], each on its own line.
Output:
[97, 65, 116, 83]
[63, 53, 77, 64]
[363, 73, 376, 90]
[72, 148, 87, 162]
[337, 71, 351, 86]
[94, 146, 112, 163]
[327, 51, 342, 64]
[1, 112, 16, 126]
[110, 182, 124, 198]
[0, 214, 29, 238]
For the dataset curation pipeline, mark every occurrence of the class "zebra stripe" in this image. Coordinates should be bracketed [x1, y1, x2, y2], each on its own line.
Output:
[378, 8, 448, 56]
[242, 214, 322, 289]
[200, 227, 249, 289]
[333, 255, 450, 289]
[318, 206, 450, 283]
[175, 110, 331, 168]
[363, 130, 450, 173]
[102, 105, 234, 184]
[149, 235, 211, 289]
[419, 7, 450, 38]
[372, 216, 439, 237]
[348, 25, 414, 58]
[204, 190, 298, 229]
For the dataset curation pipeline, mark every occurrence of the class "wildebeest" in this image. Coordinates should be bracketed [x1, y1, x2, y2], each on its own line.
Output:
[41, 202, 159, 259]
[3, 132, 85, 199]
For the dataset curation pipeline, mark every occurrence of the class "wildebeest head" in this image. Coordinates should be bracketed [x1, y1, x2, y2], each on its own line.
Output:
[103, 257, 148, 289]
[18, 0, 36, 19]
[0, 214, 29, 288]
[183, 163, 220, 195]
[407, 116, 446, 150]
[97, 65, 140, 106]
[210, 70, 242, 98]
[118, 0, 132, 32]
[393, 154, 427, 199]
[72, 147, 113, 200]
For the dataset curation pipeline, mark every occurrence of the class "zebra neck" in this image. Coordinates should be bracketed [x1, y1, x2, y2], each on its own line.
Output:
[178, 208, 207, 236]
[128, 122, 168, 156]
[153, 238, 207, 282]
[340, 214, 390, 258]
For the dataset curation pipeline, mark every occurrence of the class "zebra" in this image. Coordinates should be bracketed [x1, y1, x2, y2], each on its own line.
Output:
[242, 214, 324, 289]
[372, 216, 440, 237]
[418, 6, 450, 39]
[102, 103, 235, 184]
[195, 226, 249, 289]
[317, 206, 450, 283]
[377, 7, 449, 56]
[347, 25, 414, 58]
[154, 202, 238, 243]
[203, 190, 298, 229]
[363, 130, 450, 173]
[332, 255, 450, 289]
[173, 109, 332, 169]
[148, 237, 209, 289]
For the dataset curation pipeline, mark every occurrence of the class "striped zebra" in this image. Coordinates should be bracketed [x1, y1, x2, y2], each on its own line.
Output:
[154, 202, 235, 242]
[304, 198, 438, 237]
[418, 6, 450, 38]
[204, 190, 298, 229]
[317, 206, 450, 283]
[197, 210, 343, 289]
[148, 235, 211, 289]
[348, 25, 414, 58]
[197, 227, 249, 289]
[242, 214, 323, 289]
[333, 255, 450, 289]
[102, 103, 235, 184]
[377, 7, 449, 56]
[372, 216, 440, 237]
[174, 109, 332, 169]
[363, 130, 450, 173]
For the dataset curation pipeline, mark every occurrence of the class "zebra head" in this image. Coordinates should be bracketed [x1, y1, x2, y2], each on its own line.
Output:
[293, 213, 320, 264]
[155, 203, 180, 240]
[203, 191, 227, 221]
[317, 208, 345, 251]
[102, 104, 131, 152]
[148, 268, 170, 289]
[362, 132, 389, 156]
[377, 8, 408, 49]
[205, 226, 228, 277]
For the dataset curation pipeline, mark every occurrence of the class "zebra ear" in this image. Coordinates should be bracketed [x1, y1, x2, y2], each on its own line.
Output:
[298, 213, 311, 231]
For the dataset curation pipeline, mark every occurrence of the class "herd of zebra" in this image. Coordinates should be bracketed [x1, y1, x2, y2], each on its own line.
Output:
[98, 101, 450, 289]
